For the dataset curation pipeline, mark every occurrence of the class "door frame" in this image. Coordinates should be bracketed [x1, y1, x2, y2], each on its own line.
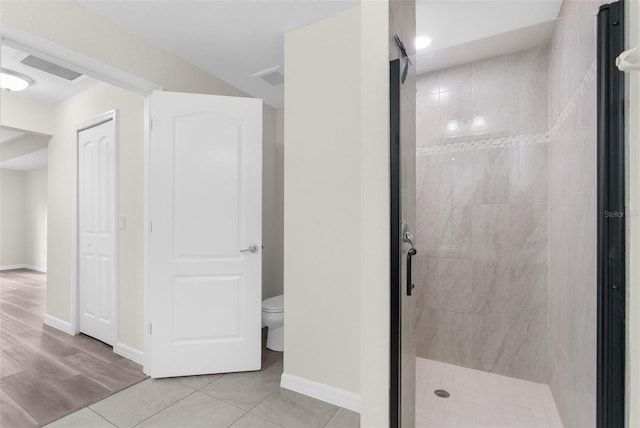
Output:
[1, 28, 161, 360]
[596, 2, 626, 426]
[71, 110, 119, 341]
[389, 59, 402, 428]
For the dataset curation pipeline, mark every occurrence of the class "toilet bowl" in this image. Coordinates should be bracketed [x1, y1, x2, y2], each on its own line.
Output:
[262, 294, 284, 352]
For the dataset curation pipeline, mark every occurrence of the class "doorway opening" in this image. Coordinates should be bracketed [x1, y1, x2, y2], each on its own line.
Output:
[1, 31, 159, 362]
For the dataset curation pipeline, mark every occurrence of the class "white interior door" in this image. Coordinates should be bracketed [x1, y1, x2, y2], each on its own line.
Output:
[78, 118, 116, 346]
[148, 91, 262, 378]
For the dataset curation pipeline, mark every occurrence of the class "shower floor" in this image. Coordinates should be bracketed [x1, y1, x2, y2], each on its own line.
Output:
[416, 358, 563, 428]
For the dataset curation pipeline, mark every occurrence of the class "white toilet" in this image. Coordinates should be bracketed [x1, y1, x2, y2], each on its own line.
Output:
[262, 294, 284, 352]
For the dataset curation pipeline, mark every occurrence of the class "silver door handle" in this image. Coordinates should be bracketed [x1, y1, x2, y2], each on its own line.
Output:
[403, 230, 415, 249]
[401, 221, 416, 251]
[241, 244, 259, 254]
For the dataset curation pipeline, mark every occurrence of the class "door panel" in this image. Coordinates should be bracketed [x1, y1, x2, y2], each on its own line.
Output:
[390, 55, 417, 428]
[78, 119, 116, 346]
[173, 113, 241, 258]
[148, 91, 262, 378]
[400, 57, 417, 428]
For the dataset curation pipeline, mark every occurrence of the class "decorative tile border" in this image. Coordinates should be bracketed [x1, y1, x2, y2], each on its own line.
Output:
[416, 132, 550, 156]
[549, 60, 597, 135]
[416, 60, 597, 157]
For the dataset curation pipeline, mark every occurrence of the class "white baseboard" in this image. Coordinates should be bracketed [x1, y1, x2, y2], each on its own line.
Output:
[280, 373, 361, 413]
[0, 264, 47, 272]
[43, 314, 74, 335]
[114, 342, 144, 365]
[0, 264, 27, 271]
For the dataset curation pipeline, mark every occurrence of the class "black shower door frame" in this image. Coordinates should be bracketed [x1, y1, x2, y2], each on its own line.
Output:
[597, 1, 626, 427]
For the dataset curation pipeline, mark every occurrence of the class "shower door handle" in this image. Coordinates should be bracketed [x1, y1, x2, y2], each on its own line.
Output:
[406, 248, 417, 296]
[401, 221, 417, 296]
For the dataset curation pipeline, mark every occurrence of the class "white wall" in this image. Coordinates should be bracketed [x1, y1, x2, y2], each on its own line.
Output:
[0, 169, 26, 268]
[44, 83, 145, 349]
[360, 0, 392, 424]
[283, 4, 392, 424]
[0, 166, 47, 271]
[2, 1, 283, 353]
[626, 0, 640, 425]
[284, 6, 362, 396]
[24, 167, 48, 271]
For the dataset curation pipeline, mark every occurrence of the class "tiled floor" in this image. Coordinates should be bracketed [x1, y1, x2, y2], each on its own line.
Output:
[0, 269, 147, 427]
[416, 358, 564, 428]
[46, 349, 360, 428]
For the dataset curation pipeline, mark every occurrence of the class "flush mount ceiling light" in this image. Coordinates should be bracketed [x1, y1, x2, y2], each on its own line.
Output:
[0, 69, 34, 92]
[415, 36, 432, 50]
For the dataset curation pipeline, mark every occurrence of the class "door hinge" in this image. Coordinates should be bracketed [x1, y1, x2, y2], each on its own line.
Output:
[150, 119, 153, 132]
[149, 221, 153, 232]
[149, 323, 152, 335]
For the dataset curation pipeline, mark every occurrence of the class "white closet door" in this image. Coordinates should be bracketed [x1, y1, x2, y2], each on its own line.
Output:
[78, 118, 116, 346]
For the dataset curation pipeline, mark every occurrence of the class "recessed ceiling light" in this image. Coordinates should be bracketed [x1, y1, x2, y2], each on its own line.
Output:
[415, 36, 432, 50]
[0, 69, 34, 92]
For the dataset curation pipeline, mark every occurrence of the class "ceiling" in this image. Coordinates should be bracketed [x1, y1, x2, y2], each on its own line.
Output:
[0, 127, 25, 145]
[76, 0, 561, 107]
[77, 0, 358, 109]
[416, 0, 562, 54]
[2, 1, 562, 109]
[1, 45, 99, 105]
[417, 19, 558, 74]
[0, 148, 48, 171]
[0, 127, 51, 171]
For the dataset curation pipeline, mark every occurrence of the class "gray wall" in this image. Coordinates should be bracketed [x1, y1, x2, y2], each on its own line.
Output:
[415, 47, 550, 383]
[547, 1, 603, 426]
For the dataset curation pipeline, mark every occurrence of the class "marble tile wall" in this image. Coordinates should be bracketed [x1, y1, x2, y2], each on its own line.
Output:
[547, 1, 604, 427]
[415, 47, 550, 383]
[417, 46, 548, 147]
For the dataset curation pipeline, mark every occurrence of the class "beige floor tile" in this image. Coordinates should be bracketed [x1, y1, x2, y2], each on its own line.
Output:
[325, 408, 360, 428]
[174, 374, 223, 390]
[251, 389, 338, 428]
[230, 413, 282, 428]
[200, 368, 281, 410]
[89, 378, 194, 428]
[44, 408, 115, 428]
[137, 391, 245, 427]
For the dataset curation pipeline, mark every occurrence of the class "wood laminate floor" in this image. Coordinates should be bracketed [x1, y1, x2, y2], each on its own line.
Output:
[0, 269, 147, 427]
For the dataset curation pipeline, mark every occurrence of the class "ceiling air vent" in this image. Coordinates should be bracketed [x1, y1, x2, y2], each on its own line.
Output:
[20, 55, 82, 81]
[253, 66, 284, 87]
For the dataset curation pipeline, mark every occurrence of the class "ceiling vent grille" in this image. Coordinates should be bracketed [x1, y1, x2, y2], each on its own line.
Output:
[20, 55, 82, 81]
[253, 66, 284, 87]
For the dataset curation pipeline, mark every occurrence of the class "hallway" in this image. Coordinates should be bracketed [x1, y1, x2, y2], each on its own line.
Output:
[0, 269, 147, 427]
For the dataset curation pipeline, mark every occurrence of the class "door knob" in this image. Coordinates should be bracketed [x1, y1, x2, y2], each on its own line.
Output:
[241, 244, 259, 254]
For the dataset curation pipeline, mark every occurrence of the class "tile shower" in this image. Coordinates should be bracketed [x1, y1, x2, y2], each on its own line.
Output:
[415, 1, 603, 427]
[415, 46, 550, 383]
